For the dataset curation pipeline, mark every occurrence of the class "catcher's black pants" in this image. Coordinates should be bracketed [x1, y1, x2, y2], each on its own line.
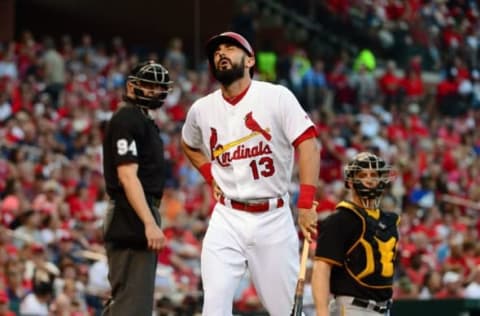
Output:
[102, 244, 157, 316]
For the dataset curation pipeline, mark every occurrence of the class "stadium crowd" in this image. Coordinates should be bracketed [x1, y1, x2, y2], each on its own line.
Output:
[1, 1, 480, 315]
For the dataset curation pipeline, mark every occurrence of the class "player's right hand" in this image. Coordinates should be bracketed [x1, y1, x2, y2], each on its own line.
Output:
[145, 222, 166, 251]
[298, 201, 319, 243]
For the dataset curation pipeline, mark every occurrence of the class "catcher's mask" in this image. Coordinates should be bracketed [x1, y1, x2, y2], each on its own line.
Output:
[205, 31, 255, 78]
[126, 60, 173, 109]
[344, 152, 395, 206]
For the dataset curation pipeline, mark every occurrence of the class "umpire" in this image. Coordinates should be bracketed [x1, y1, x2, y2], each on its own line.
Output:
[102, 60, 173, 316]
[312, 152, 399, 316]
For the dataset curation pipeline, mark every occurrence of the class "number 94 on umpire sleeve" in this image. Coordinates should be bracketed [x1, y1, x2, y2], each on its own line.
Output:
[117, 139, 138, 156]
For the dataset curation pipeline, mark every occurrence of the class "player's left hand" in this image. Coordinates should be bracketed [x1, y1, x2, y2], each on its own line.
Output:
[298, 201, 318, 243]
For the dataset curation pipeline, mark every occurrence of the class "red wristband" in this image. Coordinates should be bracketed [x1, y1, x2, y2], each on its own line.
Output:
[199, 163, 213, 185]
[297, 184, 316, 209]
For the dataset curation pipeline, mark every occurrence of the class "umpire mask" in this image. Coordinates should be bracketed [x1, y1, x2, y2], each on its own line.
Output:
[126, 61, 173, 109]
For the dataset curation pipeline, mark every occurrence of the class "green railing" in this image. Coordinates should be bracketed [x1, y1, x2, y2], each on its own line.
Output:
[234, 299, 480, 316]
[392, 299, 480, 316]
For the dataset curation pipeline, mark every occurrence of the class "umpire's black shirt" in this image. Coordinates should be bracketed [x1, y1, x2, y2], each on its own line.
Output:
[103, 102, 165, 200]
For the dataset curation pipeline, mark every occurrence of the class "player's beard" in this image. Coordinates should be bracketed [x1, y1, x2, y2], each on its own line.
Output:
[213, 56, 246, 86]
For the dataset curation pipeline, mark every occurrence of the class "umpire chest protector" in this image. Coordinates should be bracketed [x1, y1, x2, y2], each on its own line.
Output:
[339, 201, 399, 289]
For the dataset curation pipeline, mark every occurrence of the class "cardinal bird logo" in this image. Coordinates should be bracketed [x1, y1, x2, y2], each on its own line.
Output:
[209, 127, 218, 158]
[244, 112, 271, 141]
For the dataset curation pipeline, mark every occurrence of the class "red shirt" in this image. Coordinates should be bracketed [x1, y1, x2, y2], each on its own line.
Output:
[410, 115, 429, 137]
[385, 2, 406, 20]
[401, 75, 424, 97]
[315, 196, 337, 214]
[441, 150, 457, 172]
[442, 26, 463, 48]
[437, 79, 458, 97]
[379, 71, 401, 96]
[435, 288, 464, 299]
[387, 123, 408, 142]
[167, 103, 187, 122]
[319, 144, 345, 183]
[437, 127, 461, 148]
[405, 265, 429, 286]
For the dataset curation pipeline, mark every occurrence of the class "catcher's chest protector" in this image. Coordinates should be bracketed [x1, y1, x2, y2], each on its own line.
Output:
[341, 202, 399, 288]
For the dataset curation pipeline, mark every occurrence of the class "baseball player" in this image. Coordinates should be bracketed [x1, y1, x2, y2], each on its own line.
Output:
[181, 31, 320, 316]
[312, 152, 399, 316]
[102, 61, 172, 316]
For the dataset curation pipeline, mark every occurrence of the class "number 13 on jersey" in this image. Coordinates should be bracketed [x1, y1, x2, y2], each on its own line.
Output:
[249, 157, 275, 180]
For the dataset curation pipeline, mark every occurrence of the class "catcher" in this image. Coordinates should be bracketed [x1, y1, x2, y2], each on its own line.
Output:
[312, 152, 399, 316]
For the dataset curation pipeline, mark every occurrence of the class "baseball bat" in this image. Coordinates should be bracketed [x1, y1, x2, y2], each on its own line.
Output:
[290, 238, 310, 316]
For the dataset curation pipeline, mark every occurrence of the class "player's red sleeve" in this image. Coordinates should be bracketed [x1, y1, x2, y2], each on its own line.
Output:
[297, 184, 316, 209]
[292, 126, 318, 148]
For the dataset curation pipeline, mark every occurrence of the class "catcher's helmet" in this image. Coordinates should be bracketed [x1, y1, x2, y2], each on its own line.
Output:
[205, 31, 254, 77]
[344, 152, 394, 201]
[126, 60, 173, 109]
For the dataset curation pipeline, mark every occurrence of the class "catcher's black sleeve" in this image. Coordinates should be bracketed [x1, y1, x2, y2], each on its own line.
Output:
[315, 209, 362, 265]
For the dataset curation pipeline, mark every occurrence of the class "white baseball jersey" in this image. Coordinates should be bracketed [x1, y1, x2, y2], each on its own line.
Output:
[182, 80, 314, 201]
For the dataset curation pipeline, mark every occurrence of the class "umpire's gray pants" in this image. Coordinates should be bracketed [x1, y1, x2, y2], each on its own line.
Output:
[102, 245, 158, 316]
[330, 296, 390, 316]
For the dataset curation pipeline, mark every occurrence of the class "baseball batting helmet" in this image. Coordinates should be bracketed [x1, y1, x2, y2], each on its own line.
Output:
[344, 152, 394, 200]
[126, 60, 173, 109]
[205, 31, 255, 77]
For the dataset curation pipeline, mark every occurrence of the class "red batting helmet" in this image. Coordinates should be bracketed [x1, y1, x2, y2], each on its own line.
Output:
[205, 31, 254, 77]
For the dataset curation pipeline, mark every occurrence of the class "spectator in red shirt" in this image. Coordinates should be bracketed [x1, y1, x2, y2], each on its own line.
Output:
[66, 184, 94, 221]
[385, 0, 406, 21]
[437, 121, 461, 149]
[378, 60, 402, 110]
[386, 114, 409, 142]
[444, 241, 470, 278]
[327, 58, 355, 113]
[401, 68, 424, 103]
[436, 68, 461, 116]
[442, 20, 463, 51]
[405, 251, 430, 288]
[407, 103, 429, 139]
[318, 128, 347, 183]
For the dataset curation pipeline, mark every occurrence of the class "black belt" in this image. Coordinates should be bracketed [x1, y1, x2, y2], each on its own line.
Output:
[350, 297, 391, 314]
[110, 193, 161, 209]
